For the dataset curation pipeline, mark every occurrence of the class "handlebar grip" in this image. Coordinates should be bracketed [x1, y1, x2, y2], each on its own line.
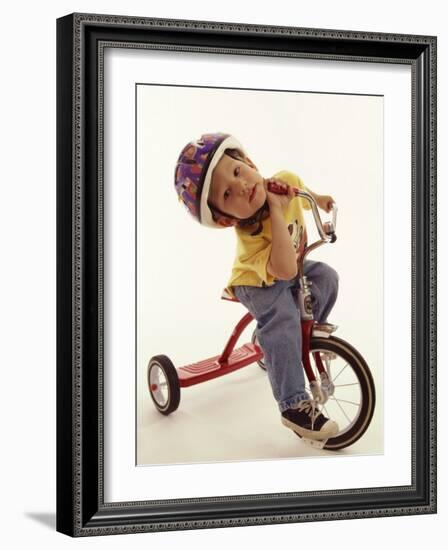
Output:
[267, 180, 301, 197]
[268, 180, 337, 242]
[267, 181, 289, 195]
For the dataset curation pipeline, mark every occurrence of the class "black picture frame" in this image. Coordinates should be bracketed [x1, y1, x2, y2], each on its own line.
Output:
[56, 13, 437, 537]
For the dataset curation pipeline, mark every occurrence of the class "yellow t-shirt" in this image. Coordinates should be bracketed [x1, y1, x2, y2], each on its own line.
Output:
[226, 170, 311, 295]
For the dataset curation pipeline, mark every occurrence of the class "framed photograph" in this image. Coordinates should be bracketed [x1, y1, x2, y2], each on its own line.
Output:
[57, 13, 437, 536]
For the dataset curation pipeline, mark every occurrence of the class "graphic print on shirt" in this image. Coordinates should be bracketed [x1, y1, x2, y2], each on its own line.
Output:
[288, 220, 308, 261]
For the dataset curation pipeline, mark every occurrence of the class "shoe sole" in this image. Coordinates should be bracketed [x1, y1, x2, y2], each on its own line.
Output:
[281, 416, 339, 441]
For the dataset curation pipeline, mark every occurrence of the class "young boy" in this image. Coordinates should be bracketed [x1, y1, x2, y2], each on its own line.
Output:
[175, 132, 339, 441]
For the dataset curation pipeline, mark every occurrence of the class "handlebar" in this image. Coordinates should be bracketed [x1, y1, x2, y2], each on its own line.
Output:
[267, 180, 337, 243]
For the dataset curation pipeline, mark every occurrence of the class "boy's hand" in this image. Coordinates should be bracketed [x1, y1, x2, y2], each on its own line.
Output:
[316, 194, 335, 213]
[264, 178, 295, 213]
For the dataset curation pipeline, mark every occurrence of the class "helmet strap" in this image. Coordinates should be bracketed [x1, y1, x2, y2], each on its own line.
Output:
[210, 201, 269, 236]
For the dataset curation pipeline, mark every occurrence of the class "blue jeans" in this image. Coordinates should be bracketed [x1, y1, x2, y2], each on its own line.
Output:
[233, 260, 339, 412]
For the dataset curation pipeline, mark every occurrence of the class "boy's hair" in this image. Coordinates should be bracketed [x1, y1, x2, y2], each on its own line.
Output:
[224, 147, 246, 163]
[208, 148, 268, 236]
[207, 148, 244, 223]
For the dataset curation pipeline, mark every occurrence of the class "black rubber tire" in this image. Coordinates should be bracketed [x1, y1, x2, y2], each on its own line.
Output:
[147, 355, 181, 415]
[308, 336, 376, 450]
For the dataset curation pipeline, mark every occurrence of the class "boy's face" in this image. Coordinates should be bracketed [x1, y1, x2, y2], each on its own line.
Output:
[209, 154, 267, 221]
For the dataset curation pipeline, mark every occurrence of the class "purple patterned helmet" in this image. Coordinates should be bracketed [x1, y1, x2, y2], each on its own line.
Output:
[174, 132, 247, 228]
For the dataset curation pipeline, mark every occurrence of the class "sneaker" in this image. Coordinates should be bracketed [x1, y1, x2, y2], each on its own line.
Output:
[281, 399, 339, 441]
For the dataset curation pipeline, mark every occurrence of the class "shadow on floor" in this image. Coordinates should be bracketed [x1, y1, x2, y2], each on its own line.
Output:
[25, 512, 56, 530]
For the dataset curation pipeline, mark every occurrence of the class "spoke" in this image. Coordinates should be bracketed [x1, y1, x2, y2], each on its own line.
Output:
[334, 383, 359, 388]
[332, 363, 349, 384]
[329, 396, 360, 407]
[331, 397, 352, 424]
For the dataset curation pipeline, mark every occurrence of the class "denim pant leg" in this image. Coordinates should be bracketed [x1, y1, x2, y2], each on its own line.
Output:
[233, 282, 310, 412]
[303, 260, 339, 323]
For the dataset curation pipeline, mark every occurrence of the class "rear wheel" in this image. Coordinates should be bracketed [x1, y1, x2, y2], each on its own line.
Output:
[147, 355, 181, 415]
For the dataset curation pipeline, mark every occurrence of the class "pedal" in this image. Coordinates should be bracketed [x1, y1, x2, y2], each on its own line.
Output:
[309, 380, 325, 403]
[302, 437, 327, 450]
[312, 323, 338, 338]
[320, 352, 337, 361]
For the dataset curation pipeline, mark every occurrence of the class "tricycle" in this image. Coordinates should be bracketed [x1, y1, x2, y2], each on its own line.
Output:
[147, 183, 375, 451]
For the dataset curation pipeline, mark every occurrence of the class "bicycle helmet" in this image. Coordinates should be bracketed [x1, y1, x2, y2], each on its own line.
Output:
[174, 132, 249, 228]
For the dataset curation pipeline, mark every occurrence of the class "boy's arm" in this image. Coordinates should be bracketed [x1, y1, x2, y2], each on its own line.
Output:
[265, 181, 298, 281]
[267, 207, 298, 280]
[305, 186, 335, 213]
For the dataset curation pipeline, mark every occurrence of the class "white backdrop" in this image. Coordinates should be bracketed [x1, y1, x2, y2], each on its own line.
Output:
[136, 70, 385, 461]
[1, 0, 444, 548]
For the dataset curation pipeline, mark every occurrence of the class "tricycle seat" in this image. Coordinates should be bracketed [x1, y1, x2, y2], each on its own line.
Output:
[221, 288, 240, 302]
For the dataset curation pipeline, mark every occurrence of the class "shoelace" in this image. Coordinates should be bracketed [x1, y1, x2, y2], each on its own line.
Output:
[297, 399, 322, 430]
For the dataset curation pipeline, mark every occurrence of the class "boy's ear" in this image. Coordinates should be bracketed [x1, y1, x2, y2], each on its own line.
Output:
[217, 216, 238, 228]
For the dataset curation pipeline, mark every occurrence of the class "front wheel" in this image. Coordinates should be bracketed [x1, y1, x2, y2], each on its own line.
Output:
[307, 336, 376, 450]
